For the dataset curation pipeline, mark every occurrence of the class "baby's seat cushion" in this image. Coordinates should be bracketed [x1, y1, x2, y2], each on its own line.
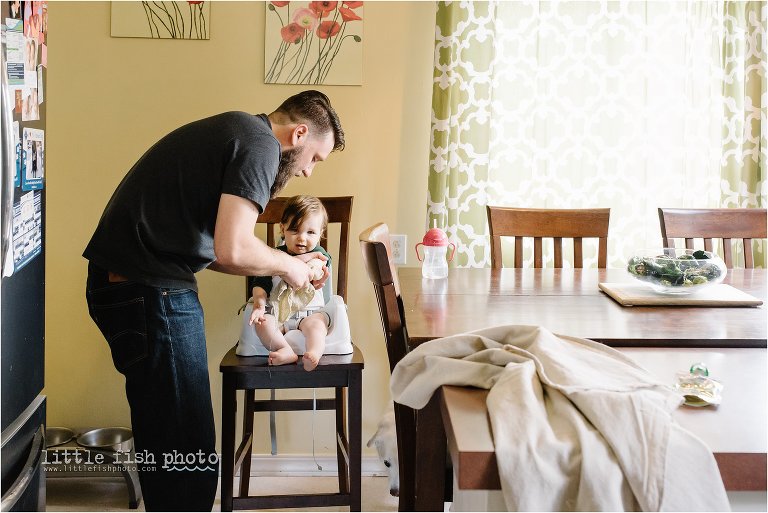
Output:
[236, 295, 352, 356]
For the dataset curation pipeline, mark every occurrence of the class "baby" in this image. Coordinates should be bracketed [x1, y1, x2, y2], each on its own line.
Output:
[248, 195, 332, 371]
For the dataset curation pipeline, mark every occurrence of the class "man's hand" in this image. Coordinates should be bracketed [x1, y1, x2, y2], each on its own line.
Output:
[281, 257, 316, 290]
[292, 251, 331, 290]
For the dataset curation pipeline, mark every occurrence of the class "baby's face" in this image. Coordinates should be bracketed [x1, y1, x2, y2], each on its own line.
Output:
[281, 213, 323, 255]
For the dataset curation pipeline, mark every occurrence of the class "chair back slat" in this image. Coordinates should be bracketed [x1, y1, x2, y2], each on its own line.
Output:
[597, 237, 608, 268]
[723, 238, 733, 267]
[574, 238, 583, 267]
[745, 239, 754, 268]
[553, 237, 563, 267]
[337, 222, 350, 299]
[487, 207, 611, 268]
[248, 196, 353, 300]
[658, 208, 767, 269]
[533, 238, 543, 267]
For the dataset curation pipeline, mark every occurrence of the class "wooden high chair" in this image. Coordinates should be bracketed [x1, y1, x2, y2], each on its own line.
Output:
[219, 196, 364, 511]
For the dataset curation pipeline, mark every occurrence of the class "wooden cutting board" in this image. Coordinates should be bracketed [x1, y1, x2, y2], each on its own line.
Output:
[598, 282, 764, 307]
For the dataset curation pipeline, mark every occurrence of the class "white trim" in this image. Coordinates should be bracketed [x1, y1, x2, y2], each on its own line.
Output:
[225, 454, 389, 478]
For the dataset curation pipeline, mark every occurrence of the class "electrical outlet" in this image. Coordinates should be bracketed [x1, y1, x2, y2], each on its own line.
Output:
[390, 234, 407, 265]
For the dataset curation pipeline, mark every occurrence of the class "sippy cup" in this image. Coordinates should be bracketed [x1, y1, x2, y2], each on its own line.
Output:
[415, 223, 456, 279]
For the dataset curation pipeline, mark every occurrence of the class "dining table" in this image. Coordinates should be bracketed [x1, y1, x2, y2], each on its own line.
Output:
[396, 267, 767, 511]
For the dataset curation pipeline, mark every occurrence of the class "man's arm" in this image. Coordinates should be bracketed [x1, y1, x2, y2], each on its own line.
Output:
[209, 193, 320, 289]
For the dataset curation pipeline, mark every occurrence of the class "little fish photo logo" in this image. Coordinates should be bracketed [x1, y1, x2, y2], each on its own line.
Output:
[43, 448, 157, 473]
[162, 450, 219, 472]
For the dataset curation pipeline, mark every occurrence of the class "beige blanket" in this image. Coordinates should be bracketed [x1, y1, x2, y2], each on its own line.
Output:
[390, 325, 729, 511]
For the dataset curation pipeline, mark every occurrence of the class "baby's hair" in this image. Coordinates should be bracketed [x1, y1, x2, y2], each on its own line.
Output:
[281, 195, 328, 234]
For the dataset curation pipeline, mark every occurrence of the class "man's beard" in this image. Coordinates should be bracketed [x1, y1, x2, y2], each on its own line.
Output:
[270, 148, 300, 198]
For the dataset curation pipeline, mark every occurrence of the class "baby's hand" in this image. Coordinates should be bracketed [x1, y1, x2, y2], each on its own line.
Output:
[307, 259, 325, 280]
[311, 264, 330, 290]
[249, 305, 267, 326]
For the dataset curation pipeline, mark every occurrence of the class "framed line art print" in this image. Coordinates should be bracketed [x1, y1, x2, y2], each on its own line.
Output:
[111, 2, 210, 40]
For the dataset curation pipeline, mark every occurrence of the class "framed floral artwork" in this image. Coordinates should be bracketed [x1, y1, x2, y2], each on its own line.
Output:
[111, 1, 210, 40]
[265, 1, 363, 85]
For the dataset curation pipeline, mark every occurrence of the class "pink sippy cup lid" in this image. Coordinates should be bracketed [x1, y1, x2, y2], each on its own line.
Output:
[421, 227, 450, 247]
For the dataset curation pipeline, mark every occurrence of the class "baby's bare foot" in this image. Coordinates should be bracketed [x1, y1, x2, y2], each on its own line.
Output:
[302, 351, 321, 371]
[268, 347, 298, 366]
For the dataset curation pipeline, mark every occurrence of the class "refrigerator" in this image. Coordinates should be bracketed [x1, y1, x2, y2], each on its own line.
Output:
[1, 1, 47, 511]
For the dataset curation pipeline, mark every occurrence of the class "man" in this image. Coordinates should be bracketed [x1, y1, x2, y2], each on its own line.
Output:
[83, 90, 344, 511]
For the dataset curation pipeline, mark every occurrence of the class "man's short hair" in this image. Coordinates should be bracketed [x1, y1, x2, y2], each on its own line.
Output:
[272, 90, 345, 152]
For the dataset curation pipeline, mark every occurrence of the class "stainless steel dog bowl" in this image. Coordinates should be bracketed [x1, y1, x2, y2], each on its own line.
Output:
[76, 427, 134, 452]
[46, 427, 75, 448]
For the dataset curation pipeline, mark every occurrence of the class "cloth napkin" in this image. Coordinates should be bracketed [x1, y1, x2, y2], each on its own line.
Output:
[268, 280, 315, 324]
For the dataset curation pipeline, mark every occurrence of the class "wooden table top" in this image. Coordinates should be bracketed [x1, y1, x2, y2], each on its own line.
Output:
[398, 268, 767, 347]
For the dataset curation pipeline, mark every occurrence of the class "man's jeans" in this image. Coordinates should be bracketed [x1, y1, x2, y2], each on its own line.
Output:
[86, 264, 218, 511]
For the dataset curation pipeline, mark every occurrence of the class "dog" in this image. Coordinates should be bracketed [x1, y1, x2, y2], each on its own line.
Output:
[367, 404, 399, 497]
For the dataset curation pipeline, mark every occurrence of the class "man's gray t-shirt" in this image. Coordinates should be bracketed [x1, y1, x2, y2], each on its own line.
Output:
[83, 112, 280, 291]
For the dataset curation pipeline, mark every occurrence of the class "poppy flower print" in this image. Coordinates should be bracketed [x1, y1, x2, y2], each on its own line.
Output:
[265, 1, 363, 85]
[309, 1, 337, 16]
[316, 20, 341, 39]
[281, 22, 305, 44]
[339, 7, 361, 22]
[293, 8, 318, 31]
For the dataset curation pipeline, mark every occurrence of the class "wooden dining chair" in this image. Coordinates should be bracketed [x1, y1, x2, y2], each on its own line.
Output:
[486, 206, 611, 268]
[219, 196, 365, 512]
[359, 222, 448, 511]
[658, 208, 768, 268]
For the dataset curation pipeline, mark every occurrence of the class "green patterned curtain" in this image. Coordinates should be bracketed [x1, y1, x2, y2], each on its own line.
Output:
[720, 1, 766, 265]
[428, 1, 495, 267]
[429, 1, 767, 268]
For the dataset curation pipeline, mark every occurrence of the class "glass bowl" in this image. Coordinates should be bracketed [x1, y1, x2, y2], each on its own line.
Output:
[626, 249, 727, 294]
